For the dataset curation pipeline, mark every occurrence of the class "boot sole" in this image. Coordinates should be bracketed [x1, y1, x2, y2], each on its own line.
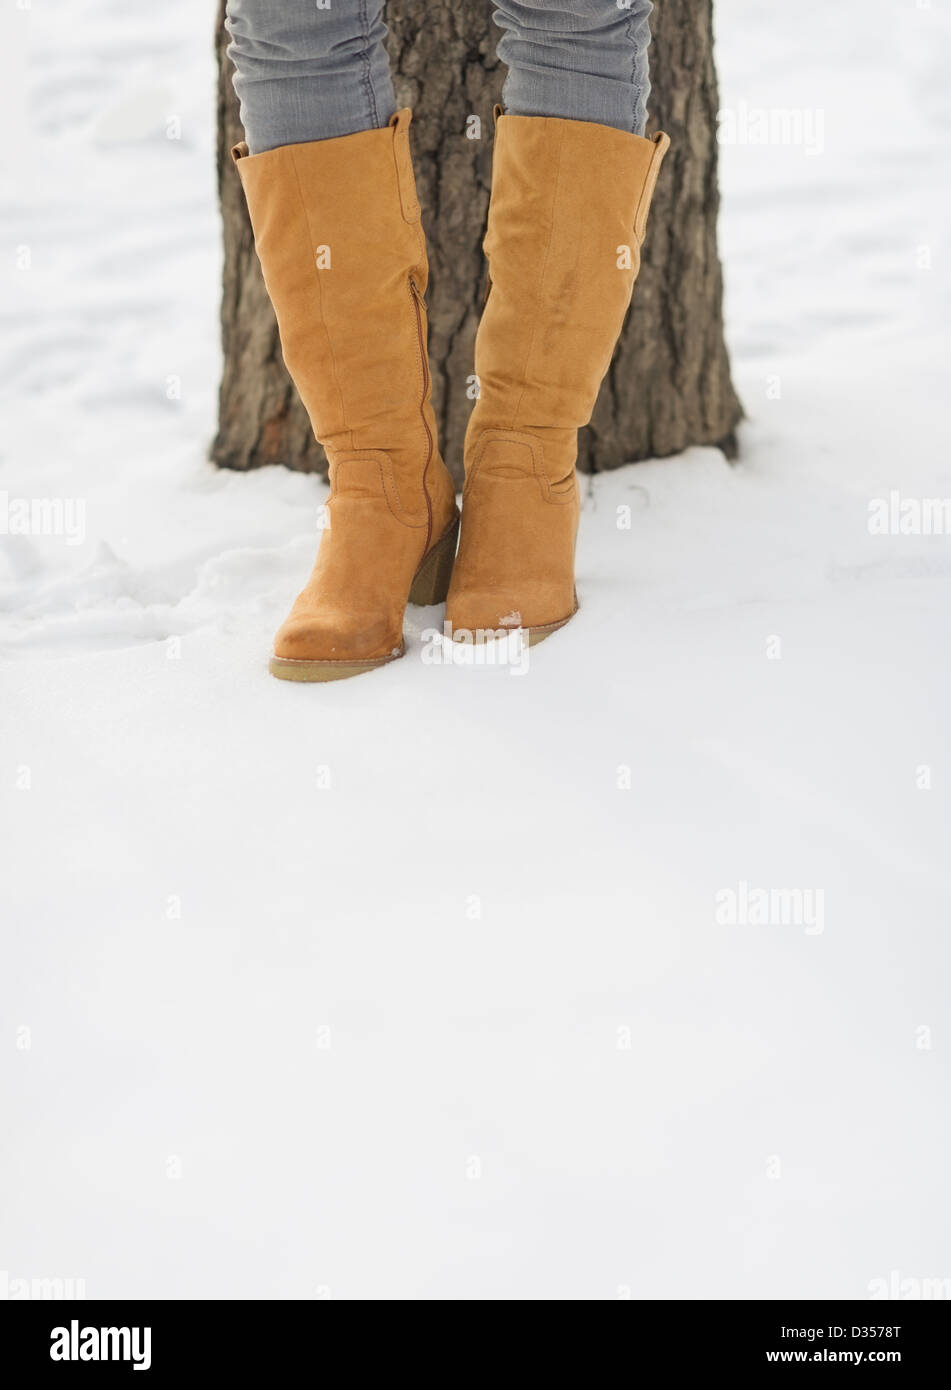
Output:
[524, 607, 577, 646]
[269, 649, 404, 682]
[269, 514, 460, 683]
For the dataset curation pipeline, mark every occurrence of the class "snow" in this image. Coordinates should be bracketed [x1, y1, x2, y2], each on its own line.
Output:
[1, 1, 950, 1299]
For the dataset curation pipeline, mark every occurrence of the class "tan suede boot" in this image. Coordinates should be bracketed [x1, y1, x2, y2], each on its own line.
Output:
[446, 113, 670, 645]
[233, 110, 459, 681]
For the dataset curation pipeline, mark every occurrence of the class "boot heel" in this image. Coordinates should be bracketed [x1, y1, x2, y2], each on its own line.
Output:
[408, 514, 459, 606]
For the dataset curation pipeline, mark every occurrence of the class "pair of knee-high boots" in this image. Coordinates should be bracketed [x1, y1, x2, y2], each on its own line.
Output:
[233, 108, 669, 680]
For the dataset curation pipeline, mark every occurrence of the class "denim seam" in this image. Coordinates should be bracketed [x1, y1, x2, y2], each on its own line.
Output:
[627, 12, 638, 135]
[359, 0, 380, 129]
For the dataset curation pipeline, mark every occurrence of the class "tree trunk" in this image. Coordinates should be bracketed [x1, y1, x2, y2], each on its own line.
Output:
[211, 0, 741, 481]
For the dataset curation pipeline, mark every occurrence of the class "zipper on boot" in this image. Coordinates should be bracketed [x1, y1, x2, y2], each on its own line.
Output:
[409, 276, 434, 548]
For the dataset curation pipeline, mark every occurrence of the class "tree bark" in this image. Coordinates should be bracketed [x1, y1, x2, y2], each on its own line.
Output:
[211, 0, 741, 481]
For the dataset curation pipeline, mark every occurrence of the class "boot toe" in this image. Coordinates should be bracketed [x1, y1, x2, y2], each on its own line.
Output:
[446, 588, 576, 641]
[445, 593, 524, 640]
[273, 611, 402, 664]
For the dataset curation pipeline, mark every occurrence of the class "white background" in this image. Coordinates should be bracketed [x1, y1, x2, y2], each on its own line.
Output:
[1, 0, 949, 1298]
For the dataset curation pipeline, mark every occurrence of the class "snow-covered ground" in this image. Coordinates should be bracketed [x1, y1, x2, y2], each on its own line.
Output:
[2, 1, 949, 1299]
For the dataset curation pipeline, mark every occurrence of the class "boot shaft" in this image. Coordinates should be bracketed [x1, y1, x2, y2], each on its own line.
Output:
[233, 109, 444, 518]
[470, 113, 671, 481]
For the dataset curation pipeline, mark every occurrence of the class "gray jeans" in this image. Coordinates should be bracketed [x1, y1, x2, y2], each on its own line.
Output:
[226, 1, 653, 154]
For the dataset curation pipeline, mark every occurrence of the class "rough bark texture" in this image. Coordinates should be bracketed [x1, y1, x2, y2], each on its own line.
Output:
[212, 0, 741, 481]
